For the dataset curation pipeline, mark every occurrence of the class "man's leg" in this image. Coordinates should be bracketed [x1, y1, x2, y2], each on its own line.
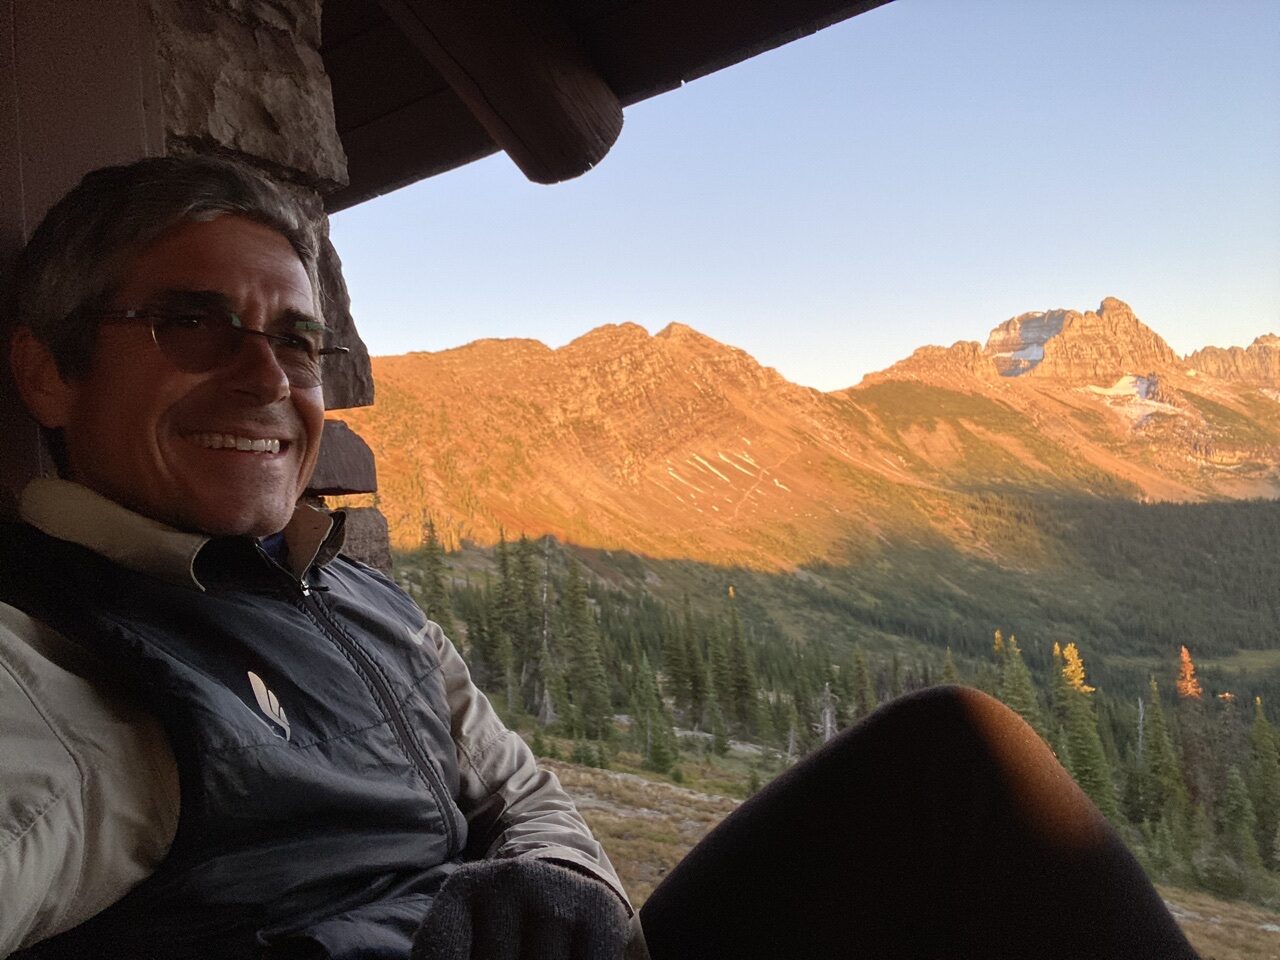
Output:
[639, 685, 1197, 960]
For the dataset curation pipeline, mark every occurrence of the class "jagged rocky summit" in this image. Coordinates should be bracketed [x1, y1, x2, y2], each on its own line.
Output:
[1186, 335, 1280, 387]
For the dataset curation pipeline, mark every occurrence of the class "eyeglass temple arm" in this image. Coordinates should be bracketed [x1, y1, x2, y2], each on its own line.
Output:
[319, 346, 350, 357]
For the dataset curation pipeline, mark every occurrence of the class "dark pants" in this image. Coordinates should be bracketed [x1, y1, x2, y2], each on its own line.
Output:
[640, 686, 1199, 960]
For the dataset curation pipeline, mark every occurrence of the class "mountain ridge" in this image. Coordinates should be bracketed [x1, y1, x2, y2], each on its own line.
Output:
[338, 298, 1280, 567]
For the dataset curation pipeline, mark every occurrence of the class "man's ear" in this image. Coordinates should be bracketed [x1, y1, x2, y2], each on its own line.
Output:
[9, 326, 76, 428]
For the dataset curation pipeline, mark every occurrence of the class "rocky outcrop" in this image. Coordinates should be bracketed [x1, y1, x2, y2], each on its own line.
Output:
[985, 311, 1069, 376]
[860, 341, 996, 386]
[1186, 335, 1280, 386]
[985, 298, 1178, 383]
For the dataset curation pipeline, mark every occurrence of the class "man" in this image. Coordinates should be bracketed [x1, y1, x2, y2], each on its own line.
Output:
[2, 156, 1202, 960]
[1, 157, 635, 959]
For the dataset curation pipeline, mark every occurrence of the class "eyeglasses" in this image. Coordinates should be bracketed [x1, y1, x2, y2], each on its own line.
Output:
[97, 307, 349, 388]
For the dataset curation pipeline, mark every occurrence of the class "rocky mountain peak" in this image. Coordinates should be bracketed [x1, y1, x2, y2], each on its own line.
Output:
[984, 298, 1178, 383]
[1186, 332, 1280, 386]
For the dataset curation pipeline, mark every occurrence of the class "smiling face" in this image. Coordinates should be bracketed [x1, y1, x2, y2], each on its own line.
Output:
[38, 215, 325, 537]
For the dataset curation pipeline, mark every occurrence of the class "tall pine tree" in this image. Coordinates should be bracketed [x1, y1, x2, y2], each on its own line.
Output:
[1248, 697, 1280, 867]
[997, 633, 1046, 740]
[1060, 645, 1117, 819]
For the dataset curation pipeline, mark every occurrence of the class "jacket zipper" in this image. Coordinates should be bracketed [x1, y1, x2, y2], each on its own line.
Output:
[258, 548, 460, 855]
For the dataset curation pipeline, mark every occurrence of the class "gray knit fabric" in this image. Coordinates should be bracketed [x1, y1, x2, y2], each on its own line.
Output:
[411, 859, 629, 960]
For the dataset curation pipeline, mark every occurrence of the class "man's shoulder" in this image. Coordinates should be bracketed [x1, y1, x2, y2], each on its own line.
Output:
[0, 602, 179, 953]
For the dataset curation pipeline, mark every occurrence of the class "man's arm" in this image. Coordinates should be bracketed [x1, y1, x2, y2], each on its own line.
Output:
[427, 621, 630, 910]
[0, 605, 178, 957]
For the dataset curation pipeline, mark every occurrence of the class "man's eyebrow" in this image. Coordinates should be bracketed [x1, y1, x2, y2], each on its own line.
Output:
[143, 291, 325, 331]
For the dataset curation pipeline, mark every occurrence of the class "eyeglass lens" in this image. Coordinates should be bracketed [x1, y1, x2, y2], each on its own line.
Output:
[152, 314, 326, 387]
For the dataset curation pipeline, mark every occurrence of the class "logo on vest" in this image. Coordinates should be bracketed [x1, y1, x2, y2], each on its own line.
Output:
[247, 670, 291, 741]
[409, 620, 430, 646]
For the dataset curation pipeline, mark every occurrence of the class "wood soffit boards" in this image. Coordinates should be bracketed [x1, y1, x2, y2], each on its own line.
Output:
[322, 0, 892, 211]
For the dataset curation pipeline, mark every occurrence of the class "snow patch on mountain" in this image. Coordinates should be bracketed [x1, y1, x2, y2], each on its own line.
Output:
[1083, 376, 1183, 425]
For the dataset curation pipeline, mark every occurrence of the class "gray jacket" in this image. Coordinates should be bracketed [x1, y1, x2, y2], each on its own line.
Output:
[0, 479, 635, 956]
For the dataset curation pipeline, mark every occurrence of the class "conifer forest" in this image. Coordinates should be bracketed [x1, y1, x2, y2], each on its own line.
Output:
[398, 497, 1280, 908]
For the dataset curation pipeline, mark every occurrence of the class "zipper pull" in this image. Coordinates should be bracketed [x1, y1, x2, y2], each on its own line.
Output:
[299, 577, 312, 597]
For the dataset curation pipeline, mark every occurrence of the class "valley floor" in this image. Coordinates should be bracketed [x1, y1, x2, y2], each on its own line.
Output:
[544, 758, 1280, 960]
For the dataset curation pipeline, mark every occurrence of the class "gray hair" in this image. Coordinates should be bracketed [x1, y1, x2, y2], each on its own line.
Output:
[13, 155, 321, 379]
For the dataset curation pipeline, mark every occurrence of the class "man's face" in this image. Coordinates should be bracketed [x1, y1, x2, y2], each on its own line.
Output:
[52, 215, 325, 537]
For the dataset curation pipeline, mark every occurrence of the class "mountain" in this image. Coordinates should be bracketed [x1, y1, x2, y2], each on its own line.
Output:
[337, 299, 1280, 568]
[985, 297, 1180, 381]
[1186, 334, 1280, 387]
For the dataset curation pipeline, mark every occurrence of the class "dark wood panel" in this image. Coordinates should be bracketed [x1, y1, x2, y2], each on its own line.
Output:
[585, 0, 893, 105]
[327, 92, 499, 211]
[325, 15, 450, 133]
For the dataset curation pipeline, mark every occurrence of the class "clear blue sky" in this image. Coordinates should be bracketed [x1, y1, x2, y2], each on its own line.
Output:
[330, 0, 1280, 392]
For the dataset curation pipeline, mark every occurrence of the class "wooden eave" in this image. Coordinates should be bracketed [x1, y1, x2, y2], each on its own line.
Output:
[321, 0, 892, 211]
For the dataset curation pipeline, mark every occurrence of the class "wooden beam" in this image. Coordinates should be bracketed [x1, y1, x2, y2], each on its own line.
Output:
[373, 0, 622, 185]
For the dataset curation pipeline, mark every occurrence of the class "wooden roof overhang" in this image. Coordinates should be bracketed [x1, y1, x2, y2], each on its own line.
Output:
[321, 0, 893, 211]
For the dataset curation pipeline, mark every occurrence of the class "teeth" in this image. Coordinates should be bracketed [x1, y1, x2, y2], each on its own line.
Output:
[190, 434, 282, 454]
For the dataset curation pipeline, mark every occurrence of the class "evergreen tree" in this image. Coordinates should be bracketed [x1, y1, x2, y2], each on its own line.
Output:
[560, 558, 611, 739]
[1060, 646, 1117, 819]
[419, 516, 455, 637]
[997, 633, 1045, 739]
[725, 600, 759, 733]
[707, 622, 733, 714]
[512, 534, 542, 709]
[942, 646, 958, 684]
[709, 699, 730, 756]
[662, 613, 693, 719]
[1248, 697, 1280, 867]
[890, 653, 904, 699]
[849, 649, 877, 720]
[1046, 642, 1073, 760]
[1218, 765, 1262, 869]
[1139, 679, 1189, 829]
[632, 654, 678, 773]
[1177, 676, 1215, 813]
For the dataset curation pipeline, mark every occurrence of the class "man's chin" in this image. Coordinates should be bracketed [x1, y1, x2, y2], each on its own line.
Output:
[165, 500, 296, 539]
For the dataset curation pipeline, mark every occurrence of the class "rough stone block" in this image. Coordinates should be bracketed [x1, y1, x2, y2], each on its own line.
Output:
[318, 232, 375, 409]
[308, 419, 377, 495]
[149, 0, 348, 189]
[340, 506, 393, 573]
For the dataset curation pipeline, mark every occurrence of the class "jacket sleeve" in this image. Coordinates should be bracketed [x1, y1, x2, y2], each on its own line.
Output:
[428, 621, 632, 912]
[0, 604, 179, 958]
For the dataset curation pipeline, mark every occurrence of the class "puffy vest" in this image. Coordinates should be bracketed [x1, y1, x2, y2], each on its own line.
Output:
[0, 521, 469, 959]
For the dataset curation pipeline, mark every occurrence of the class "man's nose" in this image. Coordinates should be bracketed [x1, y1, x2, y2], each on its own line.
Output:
[227, 332, 291, 403]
